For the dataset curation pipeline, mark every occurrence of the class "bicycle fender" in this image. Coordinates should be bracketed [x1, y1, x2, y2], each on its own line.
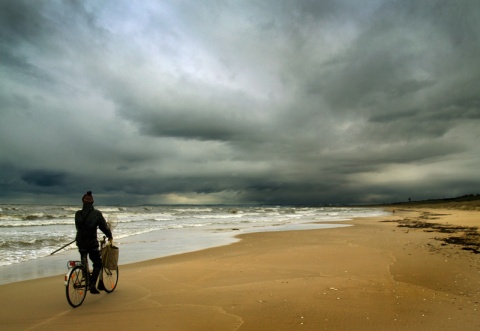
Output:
[64, 268, 74, 286]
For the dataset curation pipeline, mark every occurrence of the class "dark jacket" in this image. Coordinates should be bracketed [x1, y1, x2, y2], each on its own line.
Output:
[75, 204, 112, 250]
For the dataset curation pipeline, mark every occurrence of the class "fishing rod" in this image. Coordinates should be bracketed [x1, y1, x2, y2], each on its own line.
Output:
[50, 214, 116, 256]
[50, 239, 76, 255]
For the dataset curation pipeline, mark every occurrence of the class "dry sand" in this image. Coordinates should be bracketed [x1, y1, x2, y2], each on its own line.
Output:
[1, 207, 479, 330]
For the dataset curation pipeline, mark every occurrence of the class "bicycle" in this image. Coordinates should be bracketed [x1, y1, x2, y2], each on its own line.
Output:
[65, 236, 119, 308]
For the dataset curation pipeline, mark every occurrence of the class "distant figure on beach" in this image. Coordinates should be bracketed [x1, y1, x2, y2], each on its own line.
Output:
[75, 191, 113, 294]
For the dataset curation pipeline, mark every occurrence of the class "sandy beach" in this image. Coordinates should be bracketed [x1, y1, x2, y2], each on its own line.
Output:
[1, 206, 479, 330]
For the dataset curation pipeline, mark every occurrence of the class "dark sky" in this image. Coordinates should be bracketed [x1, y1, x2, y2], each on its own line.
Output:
[1, 0, 479, 205]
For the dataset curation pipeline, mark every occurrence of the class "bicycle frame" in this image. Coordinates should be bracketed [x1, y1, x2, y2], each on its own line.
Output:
[65, 236, 118, 308]
[64, 236, 107, 288]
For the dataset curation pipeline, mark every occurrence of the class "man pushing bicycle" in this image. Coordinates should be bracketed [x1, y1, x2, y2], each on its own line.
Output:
[75, 191, 113, 294]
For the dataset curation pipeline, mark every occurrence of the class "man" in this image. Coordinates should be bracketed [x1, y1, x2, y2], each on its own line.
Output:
[75, 191, 113, 294]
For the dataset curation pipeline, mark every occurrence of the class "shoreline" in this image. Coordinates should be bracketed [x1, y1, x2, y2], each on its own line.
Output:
[0, 221, 352, 286]
[1, 207, 479, 330]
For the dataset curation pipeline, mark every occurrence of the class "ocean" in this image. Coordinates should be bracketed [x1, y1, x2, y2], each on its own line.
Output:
[0, 204, 387, 285]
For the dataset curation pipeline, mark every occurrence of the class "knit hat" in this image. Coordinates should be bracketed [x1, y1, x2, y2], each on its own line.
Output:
[82, 191, 94, 204]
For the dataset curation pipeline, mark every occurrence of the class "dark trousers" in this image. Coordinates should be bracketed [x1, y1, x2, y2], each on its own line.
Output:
[80, 249, 102, 289]
[80, 248, 103, 269]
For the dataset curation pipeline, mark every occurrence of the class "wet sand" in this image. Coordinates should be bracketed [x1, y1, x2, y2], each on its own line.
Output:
[0, 207, 479, 330]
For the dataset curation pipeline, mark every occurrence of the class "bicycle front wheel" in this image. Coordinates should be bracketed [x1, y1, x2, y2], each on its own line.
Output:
[102, 266, 119, 293]
[66, 266, 87, 308]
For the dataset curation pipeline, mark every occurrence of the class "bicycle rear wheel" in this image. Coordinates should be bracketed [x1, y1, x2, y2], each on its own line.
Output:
[101, 266, 119, 293]
[66, 266, 87, 308]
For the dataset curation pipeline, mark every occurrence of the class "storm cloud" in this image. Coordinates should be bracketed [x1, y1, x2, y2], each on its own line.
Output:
[1, 0, 479, 205]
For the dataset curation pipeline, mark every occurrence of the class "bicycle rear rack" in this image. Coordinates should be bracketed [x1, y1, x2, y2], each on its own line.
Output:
[67, 261, 83, 269]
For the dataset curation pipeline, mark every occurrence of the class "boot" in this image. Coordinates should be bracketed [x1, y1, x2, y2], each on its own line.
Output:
[97, 280, 106, 291]
[90, 268, 101, 294]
